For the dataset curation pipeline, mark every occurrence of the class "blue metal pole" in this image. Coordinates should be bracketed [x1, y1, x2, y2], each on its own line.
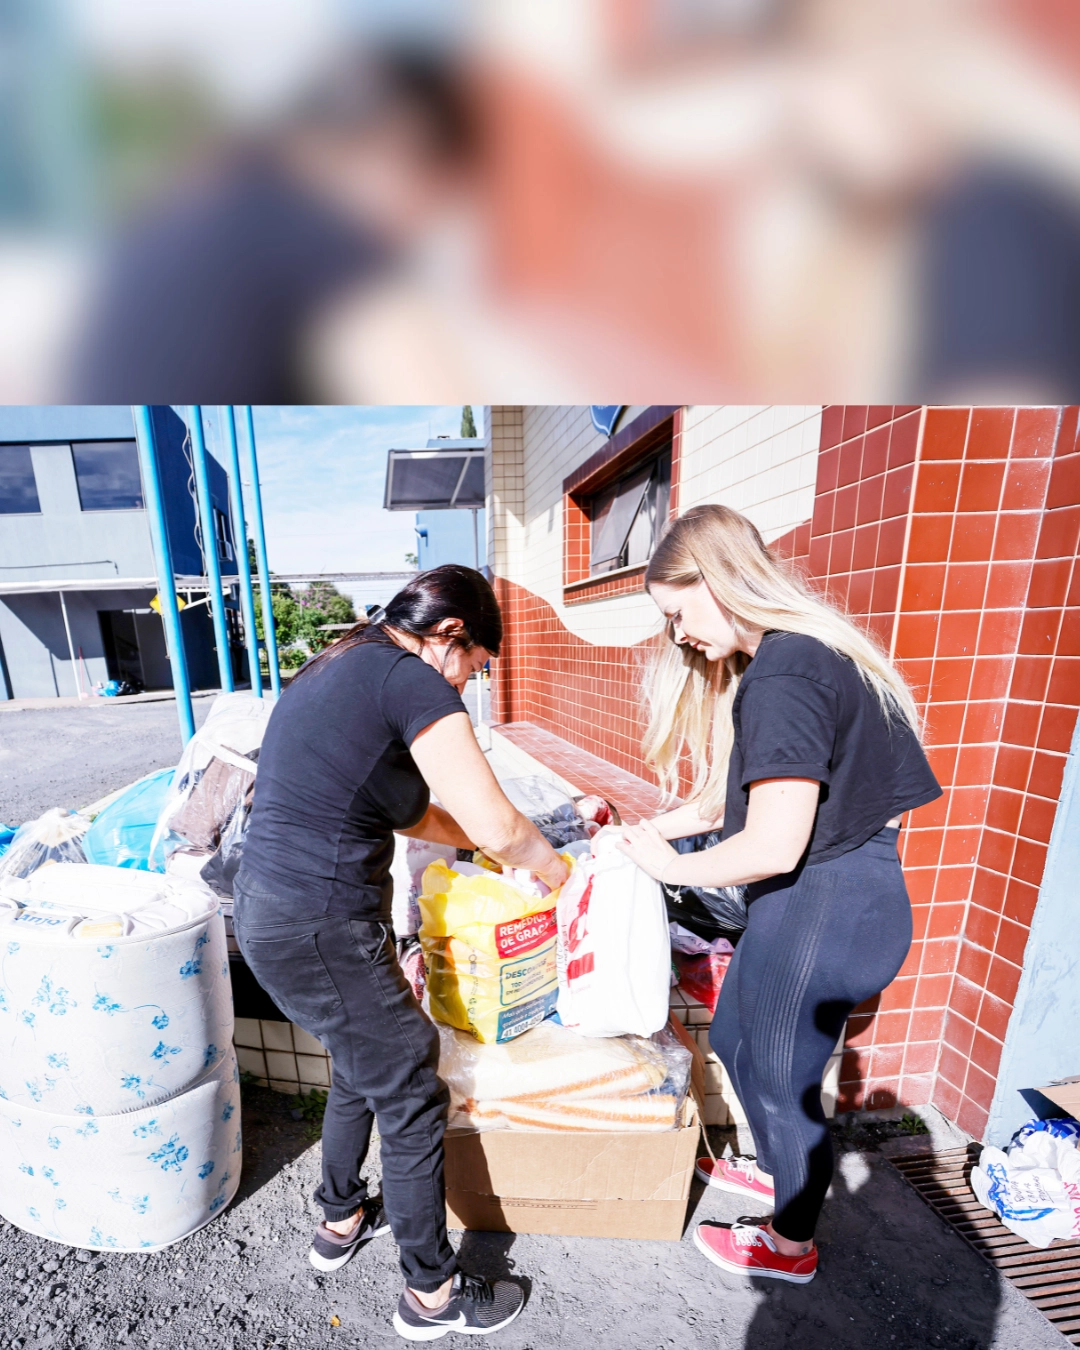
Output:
[131, 405, 196, 743]
[220, 406, 263, 697]
[188, 406, 234, 693]
[238, 406, 281, 698]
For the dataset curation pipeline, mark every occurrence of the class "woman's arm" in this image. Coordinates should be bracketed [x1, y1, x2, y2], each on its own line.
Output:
[618, 778, 820, 886]
[409, 713, 570, 890]
[396, 803, 474, 850]
[647, 801, 724, 840]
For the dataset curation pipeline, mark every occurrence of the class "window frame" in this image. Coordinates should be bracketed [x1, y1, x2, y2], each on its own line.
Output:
[70, 440, 145, 513]
[213, 506, 235, 563]
[562, 407, 681, 602]
[587, 444, 672, 577]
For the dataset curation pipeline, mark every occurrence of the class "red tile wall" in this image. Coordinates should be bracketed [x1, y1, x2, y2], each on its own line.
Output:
[799, 405, 1080, 1137]
[490, 574, 658, 783]
[492, 404, 1080, 1136]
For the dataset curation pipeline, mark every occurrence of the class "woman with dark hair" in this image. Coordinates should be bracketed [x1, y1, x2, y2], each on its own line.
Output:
[234, 565, 567, 1341]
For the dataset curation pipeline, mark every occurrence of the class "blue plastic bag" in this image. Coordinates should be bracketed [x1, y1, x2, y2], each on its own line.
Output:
[82, 768, 176, 871]
[0, 824, 15, 858]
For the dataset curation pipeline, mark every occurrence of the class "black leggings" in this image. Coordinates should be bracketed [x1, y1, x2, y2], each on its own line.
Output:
[709, 827, 912, 1243]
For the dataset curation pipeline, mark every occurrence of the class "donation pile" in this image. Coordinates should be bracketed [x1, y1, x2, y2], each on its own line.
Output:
[0, 863, 239, 1251]
[971, 1117, 1080, 1247]
[419, 860, 559, 1043]
[438, 1018, 692, 1132]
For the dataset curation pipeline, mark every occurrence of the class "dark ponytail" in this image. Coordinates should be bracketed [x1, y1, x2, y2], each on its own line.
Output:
[291, 564, 501, 683]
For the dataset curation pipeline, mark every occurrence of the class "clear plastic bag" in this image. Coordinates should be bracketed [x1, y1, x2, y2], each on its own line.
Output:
[0, 808, 90, 881]
[199, 779, 254, 899]
[151, 692, 270, 862]
[500, 776, 592, 848]
[438, 1017, 691, 1132]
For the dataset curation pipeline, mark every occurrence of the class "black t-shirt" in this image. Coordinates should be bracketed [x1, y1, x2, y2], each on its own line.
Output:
[720, 632, 941, 866]
[239, 636, 465, 919]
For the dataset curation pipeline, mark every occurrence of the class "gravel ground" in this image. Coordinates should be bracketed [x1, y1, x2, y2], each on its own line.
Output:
[0, 1094, 1065, 1350]
[0, 700, 1068, 1349]
[0, 699, 213, 825]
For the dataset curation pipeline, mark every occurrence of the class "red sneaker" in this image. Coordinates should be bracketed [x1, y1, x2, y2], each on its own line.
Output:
[694, 1155, 775, 1201]
[693, 1221, 817, 1284]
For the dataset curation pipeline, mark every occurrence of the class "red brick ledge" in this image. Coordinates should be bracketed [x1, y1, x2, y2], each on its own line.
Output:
[492, 721, 667, 824]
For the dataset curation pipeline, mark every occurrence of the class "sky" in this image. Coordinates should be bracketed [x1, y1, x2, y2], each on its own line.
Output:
[196, 404, 475, 578]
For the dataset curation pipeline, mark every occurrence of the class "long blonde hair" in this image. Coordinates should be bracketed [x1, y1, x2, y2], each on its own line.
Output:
[641, 504, 922, 817]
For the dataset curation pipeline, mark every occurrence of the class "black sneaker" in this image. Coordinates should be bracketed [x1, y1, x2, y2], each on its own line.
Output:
[309, 1202, 391, 1272]
[393, 1271, 525, 1340]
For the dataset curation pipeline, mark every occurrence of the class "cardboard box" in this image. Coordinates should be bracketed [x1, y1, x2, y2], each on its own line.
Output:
[1037, 1075, 1080, 1116]
[443, 1019, 704, 1241]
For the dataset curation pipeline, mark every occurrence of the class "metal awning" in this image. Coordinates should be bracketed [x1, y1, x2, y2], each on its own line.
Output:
[0, 575, 229, 596]
[383, 448, 485, 511]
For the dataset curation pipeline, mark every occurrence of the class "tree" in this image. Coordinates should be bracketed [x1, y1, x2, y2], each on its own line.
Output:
[295, 581, 357, 652]
[405, 551, 418, 568]
[460, 405, 477, 438]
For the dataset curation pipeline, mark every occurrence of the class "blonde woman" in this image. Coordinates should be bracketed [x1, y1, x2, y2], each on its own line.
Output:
[619, 504, 940, 1284]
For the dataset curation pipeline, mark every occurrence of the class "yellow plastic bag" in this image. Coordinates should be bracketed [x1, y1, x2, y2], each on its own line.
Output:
[418, 861, 559, 1043]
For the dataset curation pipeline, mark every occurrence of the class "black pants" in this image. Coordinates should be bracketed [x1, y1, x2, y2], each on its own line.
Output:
[233, 879, 456, 1293]
[709, 827, 912, 1243]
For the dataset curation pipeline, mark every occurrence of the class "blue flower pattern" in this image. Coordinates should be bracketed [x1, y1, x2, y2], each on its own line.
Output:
[2, 913, 240, 1244]
[146, 1133, 189, 1173]
[33, 976, 76, 1016]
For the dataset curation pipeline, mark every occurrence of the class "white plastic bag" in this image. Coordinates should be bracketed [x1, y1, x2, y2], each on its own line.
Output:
[556, 826, 671, 1038]
[970, 1118, 1080, 1247]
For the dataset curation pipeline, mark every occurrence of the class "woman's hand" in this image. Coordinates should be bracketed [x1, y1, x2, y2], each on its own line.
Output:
[537, 853, 571, 892]
[617, 818, 680, 882]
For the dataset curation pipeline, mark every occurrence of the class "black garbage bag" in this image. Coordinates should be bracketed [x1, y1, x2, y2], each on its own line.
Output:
[662, 830, 748, 946]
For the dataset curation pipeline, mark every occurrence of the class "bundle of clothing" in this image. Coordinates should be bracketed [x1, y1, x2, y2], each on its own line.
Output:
[438, 1018, 691, 1133]
[971, 1117, 1080, 1247]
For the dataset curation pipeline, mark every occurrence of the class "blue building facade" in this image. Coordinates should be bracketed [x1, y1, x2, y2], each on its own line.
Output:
[0, 406, 241, 699]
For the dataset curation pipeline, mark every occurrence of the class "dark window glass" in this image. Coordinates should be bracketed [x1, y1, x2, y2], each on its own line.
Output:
[0, 445, 41, 514]
[213, 507, 234, 561]
[72, 441, 144, 511]
[589, 446, 671, 576]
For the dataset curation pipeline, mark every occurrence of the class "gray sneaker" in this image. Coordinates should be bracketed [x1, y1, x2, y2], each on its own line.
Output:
[393, 1271, 525, 1340]
[309, 1202, 391, 1272]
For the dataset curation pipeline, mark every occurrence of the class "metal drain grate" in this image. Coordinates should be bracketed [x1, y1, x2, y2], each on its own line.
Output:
[887, 1145, 1080, 1345]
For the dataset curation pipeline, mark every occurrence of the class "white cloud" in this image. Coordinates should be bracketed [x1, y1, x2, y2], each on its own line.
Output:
[198, 405, 467, 574]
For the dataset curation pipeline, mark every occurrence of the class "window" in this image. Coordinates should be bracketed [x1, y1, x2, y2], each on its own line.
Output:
[71, 441, 144, 511]
[588, 446, 671, 575]
[213, 507, 234, 562]
[0, 445, 40, 514]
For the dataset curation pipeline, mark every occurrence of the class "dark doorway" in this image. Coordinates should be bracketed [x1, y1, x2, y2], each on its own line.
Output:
[99, 609, 144, 690]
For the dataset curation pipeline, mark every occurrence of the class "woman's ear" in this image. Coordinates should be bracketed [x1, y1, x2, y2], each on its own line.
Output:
[433, 617, 466, 638]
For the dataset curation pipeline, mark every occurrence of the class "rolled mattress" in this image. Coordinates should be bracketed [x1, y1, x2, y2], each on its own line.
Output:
[0, 1047, 241, 1252]
[0, 865, 232, 1114]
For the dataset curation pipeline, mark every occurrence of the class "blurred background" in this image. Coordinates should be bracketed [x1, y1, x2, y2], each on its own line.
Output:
[5, 0, 1080, 404]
